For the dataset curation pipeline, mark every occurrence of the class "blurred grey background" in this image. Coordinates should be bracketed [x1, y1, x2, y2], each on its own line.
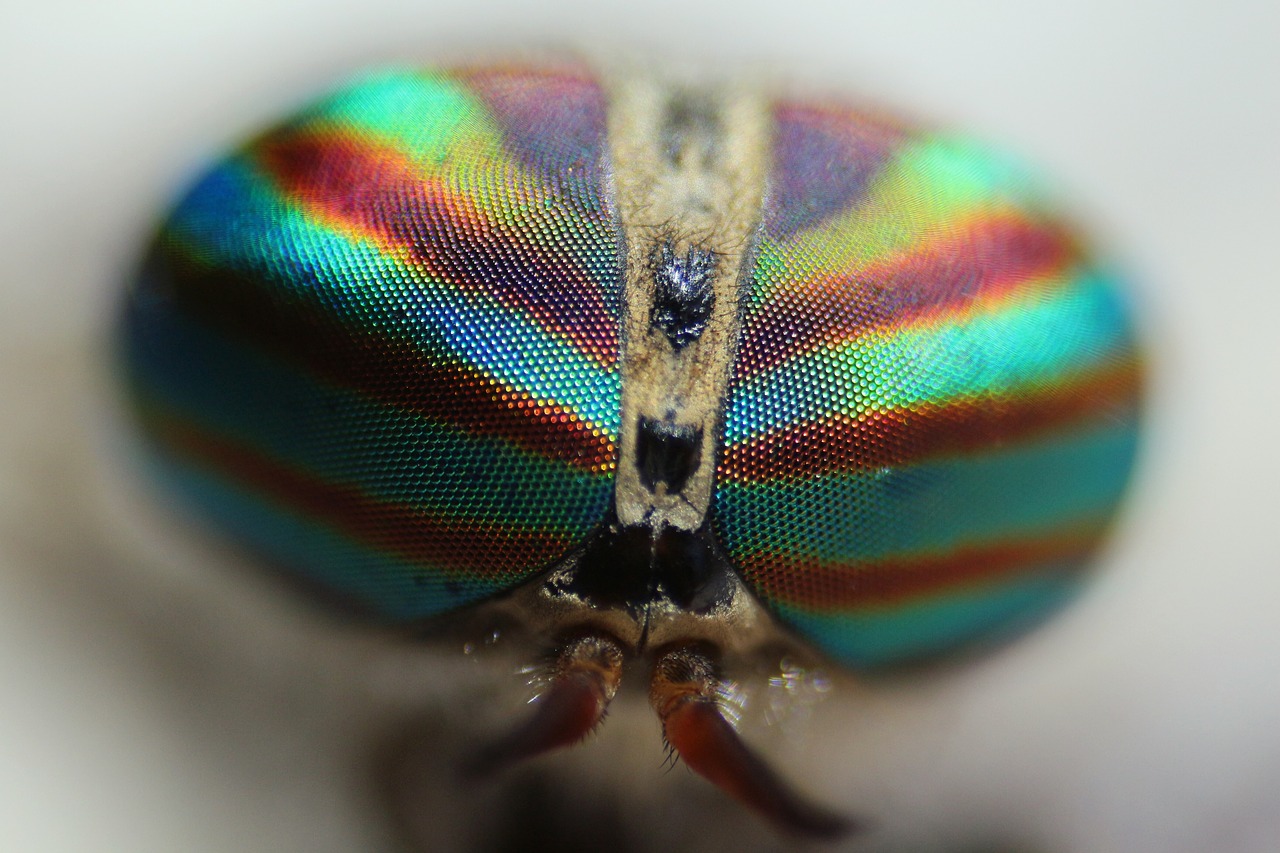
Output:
[1, 1, 1278, 851]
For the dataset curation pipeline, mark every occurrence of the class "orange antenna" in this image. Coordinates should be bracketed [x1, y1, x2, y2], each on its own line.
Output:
[465, 634, 624, 779]
[649, 646, 854, 840]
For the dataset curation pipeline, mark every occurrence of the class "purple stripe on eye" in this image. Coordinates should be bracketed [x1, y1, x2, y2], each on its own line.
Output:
[765, 101, 908, 237]
[457, 63, 610, 202]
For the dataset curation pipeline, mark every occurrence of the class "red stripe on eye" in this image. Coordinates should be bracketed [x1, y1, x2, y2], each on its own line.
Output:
[143, 410, 581, 582]
[255, 130, 619, 368]
[738, 528, 1100, 612]
[153, 246, 618, 474]
[737, 214, 1082, 376]
[719, 361, 1140, 483]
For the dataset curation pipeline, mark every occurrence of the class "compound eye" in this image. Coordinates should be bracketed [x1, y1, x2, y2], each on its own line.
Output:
[713, 105, 1142, 669]
[123, 66, 623, 618]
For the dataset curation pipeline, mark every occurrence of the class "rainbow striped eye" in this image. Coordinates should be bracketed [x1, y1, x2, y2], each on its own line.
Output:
[119, 60, 1141, 838]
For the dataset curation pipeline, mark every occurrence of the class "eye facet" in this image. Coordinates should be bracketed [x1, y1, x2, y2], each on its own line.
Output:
[119, 59, 1142, 839]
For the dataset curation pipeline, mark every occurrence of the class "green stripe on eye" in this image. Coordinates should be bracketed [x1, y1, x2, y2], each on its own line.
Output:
[766, 135, 1045, 279]
[724, 268, 1134, 444]
[294, 69, 503, 168]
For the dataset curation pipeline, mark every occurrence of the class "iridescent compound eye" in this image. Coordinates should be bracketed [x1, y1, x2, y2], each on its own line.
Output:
[119, 60, 1141, 838]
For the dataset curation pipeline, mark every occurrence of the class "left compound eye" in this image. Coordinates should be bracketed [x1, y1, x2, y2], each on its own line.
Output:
[122, 65, 625, 617]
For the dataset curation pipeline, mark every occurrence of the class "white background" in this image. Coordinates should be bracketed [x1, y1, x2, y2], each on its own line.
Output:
[2, 1, 1278, 851]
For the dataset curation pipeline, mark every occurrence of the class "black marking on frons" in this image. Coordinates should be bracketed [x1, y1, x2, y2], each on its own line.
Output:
[660, 93, 721, 167]
[636, 416, 702, 495]
[650, 242, 716, 349]
[556, 521, 735, 617]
